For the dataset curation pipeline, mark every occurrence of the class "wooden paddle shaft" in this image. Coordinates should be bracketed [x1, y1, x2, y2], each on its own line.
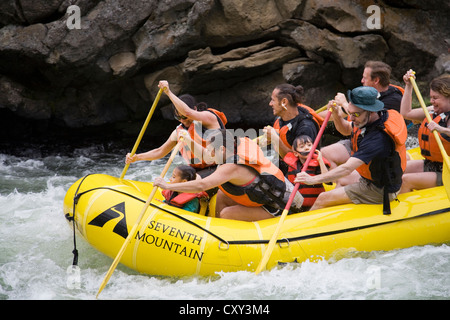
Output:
[120, 88, 164, 179]
[410, 76, 450, 169]
[255, 109, 332, 275]
[97, 138, 183, 298]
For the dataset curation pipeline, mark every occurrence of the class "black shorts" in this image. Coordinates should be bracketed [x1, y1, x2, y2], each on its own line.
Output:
[423, 160, 443, 186]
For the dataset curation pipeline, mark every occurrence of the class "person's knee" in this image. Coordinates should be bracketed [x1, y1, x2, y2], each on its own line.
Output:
[215, 190, 233, 217]
[400, 175, 413, 193]
[321, 144, 348, 168]
[219, 207, 236, 219]
[311, 188, 351, 210]
[320, 145, 334, 160]
[312, 193, 328, 210]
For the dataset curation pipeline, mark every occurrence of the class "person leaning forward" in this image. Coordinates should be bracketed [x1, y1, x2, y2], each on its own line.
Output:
[154, 129, 304, 221]
[295, 86, 407, 213]
[125, 81, 227, 178]
[321, 61, 406, 172]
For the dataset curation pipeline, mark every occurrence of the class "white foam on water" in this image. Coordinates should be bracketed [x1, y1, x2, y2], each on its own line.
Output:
[1, 146, 449, 300]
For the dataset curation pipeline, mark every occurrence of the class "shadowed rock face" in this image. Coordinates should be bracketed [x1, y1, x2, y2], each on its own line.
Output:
[0, 0, 448, 141]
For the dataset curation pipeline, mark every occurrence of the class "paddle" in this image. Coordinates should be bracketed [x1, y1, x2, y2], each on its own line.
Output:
[255, 103, 331, 144]
[255, 108, 333, 274]
[120, 88, 164, 179]
[96, 137, 183, 298]
[410, 74, 450, 199]
[315, 103, 329, 114]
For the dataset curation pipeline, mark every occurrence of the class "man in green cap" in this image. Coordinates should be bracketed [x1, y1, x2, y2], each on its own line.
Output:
[295, 86, 407, 213]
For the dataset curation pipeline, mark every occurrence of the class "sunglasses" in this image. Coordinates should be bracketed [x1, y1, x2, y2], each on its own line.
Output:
[174, 113, 188, 121]
[348, 110, 367, 118]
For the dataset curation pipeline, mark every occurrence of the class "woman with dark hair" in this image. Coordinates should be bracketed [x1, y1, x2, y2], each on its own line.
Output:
[126, 81, 227, 178]
[161, 165, 208, 213]
[154, 129, 304, 221]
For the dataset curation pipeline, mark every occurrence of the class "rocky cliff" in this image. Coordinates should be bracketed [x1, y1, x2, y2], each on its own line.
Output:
[0, 0, 449, 142]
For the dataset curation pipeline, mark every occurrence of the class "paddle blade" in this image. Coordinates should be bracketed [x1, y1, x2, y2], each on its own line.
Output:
[95, 235, 131, 298]
[254, 109, 332, 275]
[96, 139, 183, 298]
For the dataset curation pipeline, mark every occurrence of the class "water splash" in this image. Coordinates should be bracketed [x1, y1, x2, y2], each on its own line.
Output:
[1, 141, 449, 300]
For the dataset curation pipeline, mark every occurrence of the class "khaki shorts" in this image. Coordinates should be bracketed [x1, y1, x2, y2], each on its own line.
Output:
[344, 178, 399, 205]
[337, 139, 352, 156]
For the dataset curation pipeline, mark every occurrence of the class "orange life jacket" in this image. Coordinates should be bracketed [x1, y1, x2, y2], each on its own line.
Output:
[218, 137, 304, 212]
[272, 104, 323, 148]
[162, 189, 208, 209]
[350, 109, 407, 190]
[389, 84, 405, 95]
[300, 104, 324, 127]
[283, 152, 330, 210]
[418, 111, 450, 163]
[176, 108, 227, 169]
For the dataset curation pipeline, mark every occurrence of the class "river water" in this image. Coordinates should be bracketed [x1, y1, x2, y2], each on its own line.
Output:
[1, 138, 449, 301]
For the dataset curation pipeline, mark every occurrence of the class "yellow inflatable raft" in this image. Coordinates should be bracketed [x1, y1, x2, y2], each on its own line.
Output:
[63, 149, 450, 277]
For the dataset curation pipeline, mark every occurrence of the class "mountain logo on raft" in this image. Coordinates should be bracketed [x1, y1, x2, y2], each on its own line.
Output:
[88, 202, 129, 239]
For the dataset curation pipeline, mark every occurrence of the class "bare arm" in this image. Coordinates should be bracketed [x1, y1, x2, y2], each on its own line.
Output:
[400, 69, 433, 121]
[154, 164, 245, 193]
[329, 99, 352, 136]
[126, 130, 177, 164]
[295, 157, 364, 185]
[427, 121, 450, 136]
[316, 150, 329, 175]
[263, 126, 291, 158]
[158, 81, 220, 129]
[178, 129, 214, 165]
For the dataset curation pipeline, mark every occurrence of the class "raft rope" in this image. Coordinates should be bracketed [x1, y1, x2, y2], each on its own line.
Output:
[65, 174, 92, 266]
[67, 177, 450, 250]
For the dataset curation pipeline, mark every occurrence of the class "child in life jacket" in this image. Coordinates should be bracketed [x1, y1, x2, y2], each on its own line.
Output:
[283, 135, 331, 211]
[161, 165, 208, 213]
